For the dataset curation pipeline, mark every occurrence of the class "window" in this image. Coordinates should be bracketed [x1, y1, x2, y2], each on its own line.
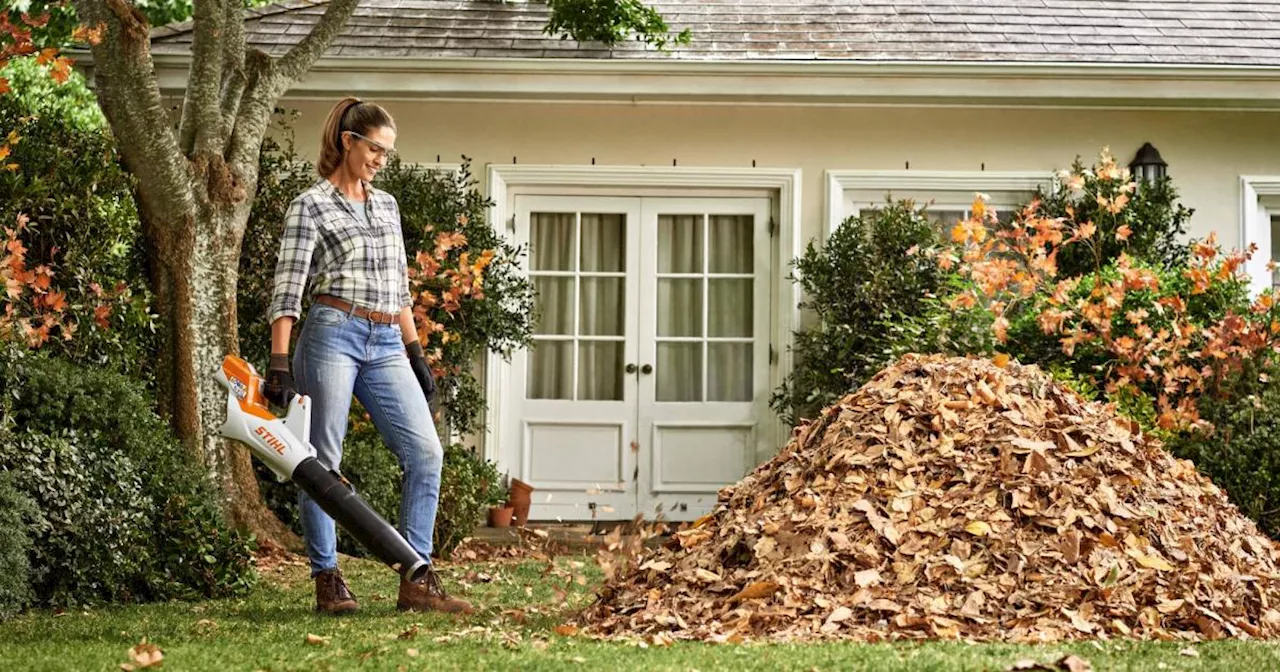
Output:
[825, 170, 1052, 236]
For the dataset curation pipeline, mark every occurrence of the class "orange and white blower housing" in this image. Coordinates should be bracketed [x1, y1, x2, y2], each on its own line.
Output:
[215, 354, 429, 583]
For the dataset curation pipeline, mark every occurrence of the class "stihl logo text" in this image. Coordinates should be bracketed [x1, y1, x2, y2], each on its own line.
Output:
[255, 426, 288, 456]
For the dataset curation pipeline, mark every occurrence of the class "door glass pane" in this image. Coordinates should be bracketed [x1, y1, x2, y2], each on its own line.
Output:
[707, 279, 752, 338]
[580, 277, 625, 336]
[578, 341, 623, 401]
[580, 213, 625, 272]
[530, 213, 575, 271]
[657, 279, 702, 337]
[657, 342, 702, 402]
[527, 340, 572, 399]
[533, 277, 574, 335]
[658, 214, 703, 274]
[708, 215, 753, 274]
[707, 343, 752, 402]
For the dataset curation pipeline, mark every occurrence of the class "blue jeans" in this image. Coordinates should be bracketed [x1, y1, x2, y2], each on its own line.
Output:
[292, 302, 443, 577]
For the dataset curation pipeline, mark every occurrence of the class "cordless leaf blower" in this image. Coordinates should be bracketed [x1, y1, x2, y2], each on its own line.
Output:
[215, 354, 430, 583]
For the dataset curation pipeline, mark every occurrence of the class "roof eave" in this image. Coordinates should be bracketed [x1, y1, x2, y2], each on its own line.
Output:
[70, 52, 1280, 110]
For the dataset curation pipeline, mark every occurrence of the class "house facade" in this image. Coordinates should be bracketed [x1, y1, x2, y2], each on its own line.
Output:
[139, 1, 1280, 523]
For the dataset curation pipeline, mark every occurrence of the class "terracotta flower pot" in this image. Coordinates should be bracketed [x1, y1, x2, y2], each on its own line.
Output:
[487, 505, 514, 528]
[508, 478, 534, 527]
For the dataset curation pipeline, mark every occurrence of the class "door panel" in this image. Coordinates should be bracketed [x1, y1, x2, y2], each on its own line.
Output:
[512, 196, 640, 520]
[636, 198, 773, 522]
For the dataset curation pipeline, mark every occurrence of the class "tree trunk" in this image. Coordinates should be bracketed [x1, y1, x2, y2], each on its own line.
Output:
[146, 176, 301, 551]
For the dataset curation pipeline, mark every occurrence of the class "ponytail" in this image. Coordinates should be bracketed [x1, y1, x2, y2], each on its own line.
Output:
[317, 96, 397, 178]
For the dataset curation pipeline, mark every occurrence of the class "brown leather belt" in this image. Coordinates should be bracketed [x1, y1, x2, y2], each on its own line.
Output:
[313, 294, 399, 325]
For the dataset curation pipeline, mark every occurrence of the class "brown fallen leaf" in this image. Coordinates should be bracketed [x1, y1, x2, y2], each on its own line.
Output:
[304, 633, 329, 646]
[554, 624, 580, 637]
[728, 581, 779, 603]
[398, 624, 419, 640]
[120, 639, 163, 671]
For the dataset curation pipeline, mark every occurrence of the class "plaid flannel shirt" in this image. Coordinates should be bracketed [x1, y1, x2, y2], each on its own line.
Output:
[267, 178, 413, 325]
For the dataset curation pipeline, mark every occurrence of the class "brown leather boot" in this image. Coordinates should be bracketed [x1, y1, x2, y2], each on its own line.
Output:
[314, 568, 358, 614]
[397, 566, 475, 614]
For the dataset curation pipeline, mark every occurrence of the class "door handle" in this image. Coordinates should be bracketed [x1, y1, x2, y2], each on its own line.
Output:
[625, 363, 638, 374]
[641, 364, 653, 375]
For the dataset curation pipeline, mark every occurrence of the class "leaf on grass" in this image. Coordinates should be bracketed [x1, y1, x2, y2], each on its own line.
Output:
[554, 624, 580, 637]
[120, 639, 163, 671]
[305, 633, 329, 646]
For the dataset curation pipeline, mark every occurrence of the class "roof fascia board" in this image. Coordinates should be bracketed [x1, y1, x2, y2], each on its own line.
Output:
[75, 53, 1280, 109]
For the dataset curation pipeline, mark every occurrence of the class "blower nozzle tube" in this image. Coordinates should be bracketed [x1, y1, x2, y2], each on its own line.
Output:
[291, 456, 430, 583]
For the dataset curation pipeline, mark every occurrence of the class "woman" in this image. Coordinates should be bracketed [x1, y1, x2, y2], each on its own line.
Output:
[264, 97, 473, 616]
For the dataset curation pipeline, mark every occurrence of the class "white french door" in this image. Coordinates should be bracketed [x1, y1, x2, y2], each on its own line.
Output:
[508, 194, 772, 522]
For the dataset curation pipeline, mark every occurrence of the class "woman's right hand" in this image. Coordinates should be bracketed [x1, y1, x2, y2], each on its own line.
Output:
[263, 352, 297, 407]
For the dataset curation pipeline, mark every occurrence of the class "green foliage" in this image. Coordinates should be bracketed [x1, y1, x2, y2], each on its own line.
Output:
[1167, 364, 1280, 537]
[771, 200, 946, 425]
[1028, 155, 1193, 278]
[0, 349, 256, 609]
[434, 444, 506, 560]
[0, 56, 104, 130]
[0, 68, 156, 380]
[0, 470, 35, 621]
[544, 0, 691, 51]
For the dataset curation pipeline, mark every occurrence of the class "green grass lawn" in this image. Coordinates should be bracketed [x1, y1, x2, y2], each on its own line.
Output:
[3, 550, 1280, 671]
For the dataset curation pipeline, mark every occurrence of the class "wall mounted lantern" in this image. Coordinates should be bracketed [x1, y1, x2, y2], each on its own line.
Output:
[1129, 142, 1167, 183]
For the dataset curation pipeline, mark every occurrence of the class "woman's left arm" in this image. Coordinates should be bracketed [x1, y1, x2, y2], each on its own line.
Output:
[399, 307, 417, 345]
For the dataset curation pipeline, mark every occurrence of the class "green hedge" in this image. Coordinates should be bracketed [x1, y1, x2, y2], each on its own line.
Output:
[0, 470, 35, 621]
[0, 348, 256, 608]
[771, 199, 947, 425]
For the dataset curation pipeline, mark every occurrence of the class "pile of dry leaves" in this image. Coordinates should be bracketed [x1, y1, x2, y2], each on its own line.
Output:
[576, 354, 1280, 643]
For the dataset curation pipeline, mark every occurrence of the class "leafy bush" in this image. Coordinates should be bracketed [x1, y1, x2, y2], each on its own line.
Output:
[0, 61, 156, 379]
[0, 470, 35, 621]
[0, 349, 256, 608]
[939, 149, 1279, 432]
[771, 199, 946, 425]
[1028, 151, 1193, 278]
[1166, 364, 1280, 537]
[434, 444, 506, 560]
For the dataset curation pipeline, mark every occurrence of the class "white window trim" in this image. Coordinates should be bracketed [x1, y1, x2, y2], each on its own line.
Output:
[1241, 176, 1280, 297]
[825, 170, 1054, 236]
[483, 164, 803, 468]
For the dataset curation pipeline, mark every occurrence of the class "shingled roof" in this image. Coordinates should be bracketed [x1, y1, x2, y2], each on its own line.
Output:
[147, 0, 1280, 66]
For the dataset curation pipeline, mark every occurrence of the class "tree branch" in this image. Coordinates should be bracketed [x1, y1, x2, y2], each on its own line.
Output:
[217, 1, 248, 150]
[276, 0, 359, 81]
[72, 0, 194, 226]
[226, 0, 358, 181]
[185, 0, 227, 157]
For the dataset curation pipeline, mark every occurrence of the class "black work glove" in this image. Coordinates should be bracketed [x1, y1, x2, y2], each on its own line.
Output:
[263, 353, 297, 408]
[406, 341, 436, 404]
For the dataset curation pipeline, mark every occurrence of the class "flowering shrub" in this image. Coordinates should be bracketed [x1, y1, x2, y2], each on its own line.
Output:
[0, 76, 156, 377]
[940, 150, 1280, 431]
